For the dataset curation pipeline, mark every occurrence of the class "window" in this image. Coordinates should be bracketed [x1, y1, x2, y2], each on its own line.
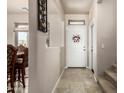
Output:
[68, 20, 85, 25]
[14, 23, 29, 47]
[17, 32, 28, 47]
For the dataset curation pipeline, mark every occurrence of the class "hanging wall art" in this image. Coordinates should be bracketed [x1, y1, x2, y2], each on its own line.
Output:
[38, 0, 47, 33]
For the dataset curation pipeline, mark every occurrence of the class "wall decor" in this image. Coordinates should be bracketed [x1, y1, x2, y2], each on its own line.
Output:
[72, 35, 80, 43]
[38, 0, 47, 33]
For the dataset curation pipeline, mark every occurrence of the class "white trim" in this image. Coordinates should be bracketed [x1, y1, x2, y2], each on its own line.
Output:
[88, 18, 96, 70]
[93, 74, 97, 82]
[51, 68, 65, 93]
[86, 66, 90, 69]
[65, 66, 68, 69]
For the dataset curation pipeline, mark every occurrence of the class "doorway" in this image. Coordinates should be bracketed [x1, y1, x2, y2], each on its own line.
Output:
[7, 0, 29, 92]
[89, 22, 96, 73]
[91, 24, 94, 72]
[66, 25, 87, 67]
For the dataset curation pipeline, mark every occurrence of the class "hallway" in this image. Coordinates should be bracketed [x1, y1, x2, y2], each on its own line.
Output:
[15, 0, 116, 93]
[54, 68, 102, 93]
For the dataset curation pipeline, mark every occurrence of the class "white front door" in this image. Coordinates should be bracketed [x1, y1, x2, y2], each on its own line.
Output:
[66, 25, 87, 67]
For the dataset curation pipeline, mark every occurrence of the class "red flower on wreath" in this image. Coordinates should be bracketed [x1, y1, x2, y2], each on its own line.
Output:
[72, 35, 80, 42]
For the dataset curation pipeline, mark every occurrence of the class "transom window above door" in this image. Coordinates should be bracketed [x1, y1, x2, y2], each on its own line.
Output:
[68, 20, 85, 25]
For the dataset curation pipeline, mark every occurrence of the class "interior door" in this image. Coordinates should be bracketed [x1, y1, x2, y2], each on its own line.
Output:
[66, 25, 87, 67]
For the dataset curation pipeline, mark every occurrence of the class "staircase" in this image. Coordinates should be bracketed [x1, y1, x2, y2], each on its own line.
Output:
[98, 64, 117, 93]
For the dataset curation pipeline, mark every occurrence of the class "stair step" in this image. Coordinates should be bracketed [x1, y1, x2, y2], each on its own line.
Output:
[105, 69, 117, 87]
[98, 76, 116, 93]
[112, 64, 117, 72]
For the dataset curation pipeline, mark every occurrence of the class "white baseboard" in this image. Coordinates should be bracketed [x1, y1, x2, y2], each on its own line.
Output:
[65, 66, 68, 69]
[51, 68, 65, 93]
[93, 74, 97, 82]
[85, 66, 97, 82]
[86, 66, 90, 69]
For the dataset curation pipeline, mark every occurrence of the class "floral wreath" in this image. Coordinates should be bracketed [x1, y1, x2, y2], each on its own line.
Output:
[72, 35, 80, 42]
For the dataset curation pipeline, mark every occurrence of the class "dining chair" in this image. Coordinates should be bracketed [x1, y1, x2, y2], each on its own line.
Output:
[24, 48, 28, 67]
[17, 45, 25, 52]
[15, 47, 28, 88]
[7, 44, 17, 93]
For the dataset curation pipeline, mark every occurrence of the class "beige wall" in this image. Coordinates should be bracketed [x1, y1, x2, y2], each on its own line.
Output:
[29, 0, 66, 93]
[88, 0, 116, 76]
[7, 14, 28, 45]
[28, 0, 37, 92]
[89, 0, 97, 22]
[48, 15, 64, 47]
[48, 0, 64, 47]
[96, 0, 117, 75]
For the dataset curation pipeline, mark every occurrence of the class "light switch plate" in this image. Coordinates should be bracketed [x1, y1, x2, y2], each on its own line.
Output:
[101, 43, 104, 49]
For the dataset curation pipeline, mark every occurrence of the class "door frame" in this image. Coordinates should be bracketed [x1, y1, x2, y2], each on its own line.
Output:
[88, 18, 97, 72]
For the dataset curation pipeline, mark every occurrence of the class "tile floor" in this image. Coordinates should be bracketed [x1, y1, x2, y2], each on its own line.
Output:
[54, 68, 102, 93]
[13, 68, 102, 93]
[14, 78, 28, 93]
[14, 68, 28, 93]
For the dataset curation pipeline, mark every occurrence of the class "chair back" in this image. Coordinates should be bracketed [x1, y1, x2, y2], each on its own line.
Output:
[7, 44, 17, 70]
[24, 48, 28, 67]
[17, 45, 25, 52]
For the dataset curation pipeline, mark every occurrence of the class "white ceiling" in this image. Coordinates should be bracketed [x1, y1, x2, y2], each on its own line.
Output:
[7, 0, 28, 14]
[7, 0, 92, 14]
[61, 0, 93, 14]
